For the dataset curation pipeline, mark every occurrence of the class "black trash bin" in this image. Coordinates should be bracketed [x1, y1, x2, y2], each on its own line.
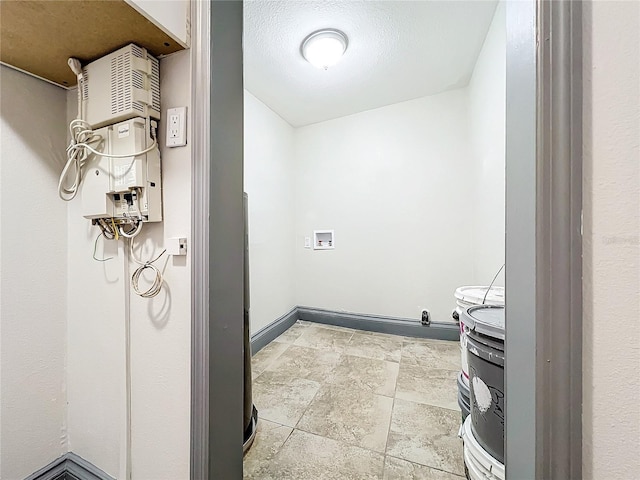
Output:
[243, 193, 258, 453]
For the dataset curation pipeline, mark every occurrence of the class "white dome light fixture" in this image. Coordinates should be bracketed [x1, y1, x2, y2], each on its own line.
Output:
[301, 29, 348, 70]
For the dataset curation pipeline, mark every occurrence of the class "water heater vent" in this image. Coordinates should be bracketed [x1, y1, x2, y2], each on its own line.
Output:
[81, 44, 161, 129]
[81, 71, 90, 101]
[110, 52, 132, 116]
[150, 57, 160, 113]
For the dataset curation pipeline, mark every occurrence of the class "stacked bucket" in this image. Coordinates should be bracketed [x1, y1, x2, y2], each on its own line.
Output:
[453, 286, 505, 480]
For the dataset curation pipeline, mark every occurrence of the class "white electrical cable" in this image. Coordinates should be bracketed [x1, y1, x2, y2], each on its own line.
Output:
[59, 119, 158, 201]
[129, 237, 166, 298]
[118, 221, 143, 239]
[117, 189, 145, 238]
[70, 127, 159, 159]
[58, 58, 158, 201]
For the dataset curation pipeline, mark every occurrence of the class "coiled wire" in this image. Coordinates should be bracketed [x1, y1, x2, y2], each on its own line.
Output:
[129, 237, 166, 298]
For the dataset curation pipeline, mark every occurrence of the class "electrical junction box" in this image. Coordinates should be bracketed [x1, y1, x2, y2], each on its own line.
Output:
[81, 117, 162, 223]
[81, 44, 161, 129]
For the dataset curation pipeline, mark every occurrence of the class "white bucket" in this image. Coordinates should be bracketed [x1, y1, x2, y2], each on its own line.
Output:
[454, 286, 505, 386]
[455, 285, 505, 317]
[461, 416, 504, 480]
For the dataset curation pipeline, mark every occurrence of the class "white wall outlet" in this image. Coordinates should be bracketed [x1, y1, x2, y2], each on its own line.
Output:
[421, 309, 431, 326]
[304, 236, 311, 249]
[166, 107, 187, 147]
[166, 237, 187, 255]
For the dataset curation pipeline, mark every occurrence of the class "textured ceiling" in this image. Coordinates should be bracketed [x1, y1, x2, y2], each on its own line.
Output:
[244, 1, 498, 127]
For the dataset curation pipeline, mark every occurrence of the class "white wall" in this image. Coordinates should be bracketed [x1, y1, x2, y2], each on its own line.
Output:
[294, 90, 475, 322]
[0, 66, 68, 479]
[468, 2, 506, 285]
[65, 179, 127, 476]
[582, 1, 640, 478]
[244, 91, 297, 333]
[125, 0, 190, 47]
[129, 50, 191, 479]
[244, 6, 505, 326]
[66, 50, 192, 479]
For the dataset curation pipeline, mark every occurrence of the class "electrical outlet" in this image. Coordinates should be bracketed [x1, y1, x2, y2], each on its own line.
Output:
[421, 309, 431, 326]
[166, 107, 187, 147]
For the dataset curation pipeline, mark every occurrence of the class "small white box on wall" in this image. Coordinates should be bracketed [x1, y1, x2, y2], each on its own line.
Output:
[166, 237, 188, 255]
[313, 230, 334, 250]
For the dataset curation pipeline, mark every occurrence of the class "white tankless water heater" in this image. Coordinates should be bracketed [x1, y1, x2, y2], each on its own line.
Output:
[81, 117, 162, 223]
[59, 44, 168, 295]
[81, 43, 161, 129]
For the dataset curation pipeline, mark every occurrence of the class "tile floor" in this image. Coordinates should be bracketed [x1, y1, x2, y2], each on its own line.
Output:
[244, 321, 464, 480]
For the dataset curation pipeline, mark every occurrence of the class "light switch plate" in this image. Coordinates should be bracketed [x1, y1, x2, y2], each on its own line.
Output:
[166, 107, 187, 147]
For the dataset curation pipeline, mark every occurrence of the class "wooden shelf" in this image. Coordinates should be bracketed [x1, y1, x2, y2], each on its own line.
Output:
[0, 0, 186, 88]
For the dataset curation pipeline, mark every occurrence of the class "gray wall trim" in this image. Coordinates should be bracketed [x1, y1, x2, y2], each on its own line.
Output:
[297, 306, 459, 341]
[505, 1, 538, 478]
[64, 453, 114, 480]
[250, 307, 298, 354]
[24, 455, 67, 480]
[250, 305, 458, 356]
[536, 1, 583, 478]
[189, 0, 211, 478]
[208, 2, 245, 479]
[25, 453, 114, 480]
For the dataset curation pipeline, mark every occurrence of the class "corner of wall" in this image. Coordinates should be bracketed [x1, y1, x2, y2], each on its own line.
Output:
[244, 91, 298, 333]
[467, 1, 506, 286]
[0, 65, 68, 479]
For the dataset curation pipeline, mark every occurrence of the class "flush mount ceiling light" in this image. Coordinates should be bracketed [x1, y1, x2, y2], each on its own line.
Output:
[301, 29, 348, 70]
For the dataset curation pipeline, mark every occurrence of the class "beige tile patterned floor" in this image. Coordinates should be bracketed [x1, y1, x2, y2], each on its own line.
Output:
[244, 321, 464, 479]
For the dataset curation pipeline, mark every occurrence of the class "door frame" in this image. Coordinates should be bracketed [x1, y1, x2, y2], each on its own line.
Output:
[189, 0, 210, 477]
[191, 1, 584, 478]
[190, 1, 245, 479]
[505, 1, 583, 478]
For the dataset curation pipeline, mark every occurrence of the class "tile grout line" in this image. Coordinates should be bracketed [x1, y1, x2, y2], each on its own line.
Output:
[294, 325, 390, 470]
[384, 454, 467, 478]
[293, 421, 391, 458]
[380, 337, 410, 477]
[291, 376, 324, 431]
[383, 338, 405, 458]
[292, 324, 347, 430]
[253, 343, 291, 379]
[289, 328, 393, 466]
[394, 339, 463, 412]
[392, 338, 466, 477]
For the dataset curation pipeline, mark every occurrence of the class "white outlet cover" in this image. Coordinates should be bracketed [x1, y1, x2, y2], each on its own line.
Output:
[304, 236, 311, 248]
[166, 106, 187, 147]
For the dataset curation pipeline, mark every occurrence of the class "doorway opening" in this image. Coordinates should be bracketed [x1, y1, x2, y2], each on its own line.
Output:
[241, 1, 506, 478]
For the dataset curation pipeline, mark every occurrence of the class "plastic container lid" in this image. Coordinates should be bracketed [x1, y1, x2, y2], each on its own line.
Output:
[454, 286, 505, 306]
[461, 305, 505, 340]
